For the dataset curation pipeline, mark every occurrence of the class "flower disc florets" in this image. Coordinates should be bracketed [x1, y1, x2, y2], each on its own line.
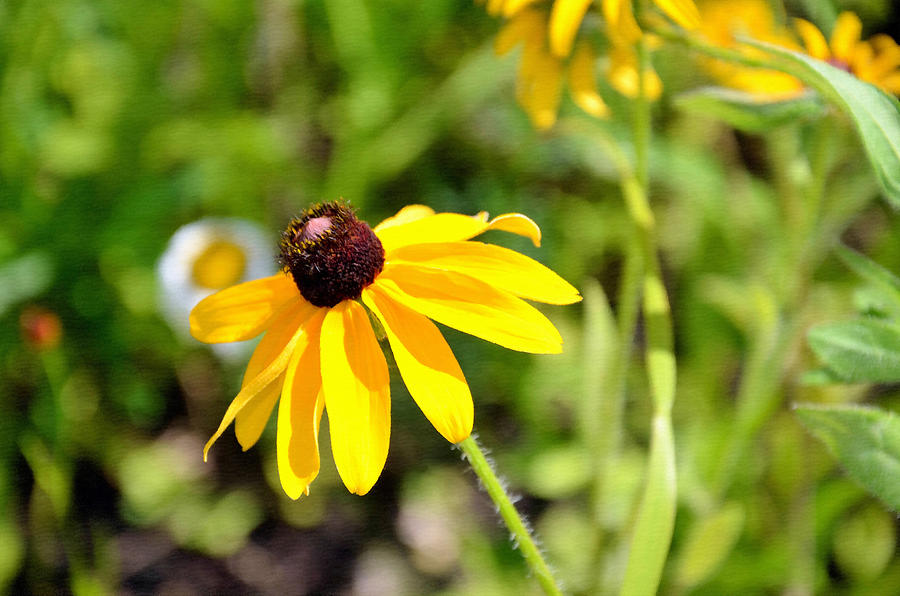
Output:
[279, 202, 385, 308]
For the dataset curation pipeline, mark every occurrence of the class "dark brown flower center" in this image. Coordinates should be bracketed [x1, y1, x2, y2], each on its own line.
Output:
[279, 202, 385, 308]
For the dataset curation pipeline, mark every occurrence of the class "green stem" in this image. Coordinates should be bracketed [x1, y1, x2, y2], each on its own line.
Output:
[619, 21, 679, 595]
[458, 436, 565, 596]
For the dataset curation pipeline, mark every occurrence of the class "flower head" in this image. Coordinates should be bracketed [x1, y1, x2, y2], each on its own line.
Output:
[487, 0, 700, 129]
[190, 203, 581, 497]
[699, 3, 900, 99]
[795, 12, 900, 95]
[698, 0, 805, 99]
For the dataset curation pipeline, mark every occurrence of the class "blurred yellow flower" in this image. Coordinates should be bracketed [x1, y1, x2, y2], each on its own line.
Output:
[699, 3, 900, 98]
[486, 0, 700, 129]
[190, 203, 581, 497]
[698, 0, 805, 99]
[795, 12, 900, 95]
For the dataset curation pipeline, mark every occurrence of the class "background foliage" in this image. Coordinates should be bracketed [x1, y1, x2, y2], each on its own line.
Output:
[2, 0, 900, 594]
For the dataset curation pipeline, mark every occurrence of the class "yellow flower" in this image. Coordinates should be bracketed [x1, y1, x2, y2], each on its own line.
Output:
[699, 4, 900, 98]
[488, 0, 700, 128]
[190, 202, 581, 497]
[698, 0, 805, 99]
[494, 5, 609, 129]
[795, 12, 900, 95]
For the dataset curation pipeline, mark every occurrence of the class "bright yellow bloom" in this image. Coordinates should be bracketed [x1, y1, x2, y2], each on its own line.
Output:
[795, 12, 900, 95]
[495, 6, 609, 129]
[698, 0, 805, 99]
[487, 0, 700, 129]
[190, 203, 581, 497]
[700, 3, 900, 98]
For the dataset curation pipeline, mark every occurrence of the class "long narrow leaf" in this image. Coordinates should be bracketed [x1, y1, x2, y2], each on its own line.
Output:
[744, 39, 900, 204]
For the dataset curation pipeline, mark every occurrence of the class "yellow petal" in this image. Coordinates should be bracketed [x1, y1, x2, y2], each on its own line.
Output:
[373, 205, 435, 234]
[865, 35, 900, 80]
[603, 0, 641, 44]
[376, 211, 542, 254]
[375, 264, 564, 354]
[203, 302, 319, 460]
[234, 300, 322, 450]
[190, 273, 300, 343]
[362, 286, 473, 444]
[608, 45, 663, 99]
[653, 0, 700, 31]
[486, 0, 506, 17]
[234, 381, 281, 450]
[549, 0, 592, 58]
[495, 8, 545, 56]
[794, 18, 830, 61]
[484, 213, 542, 246]
[503, 0, 541, 18]
[388, 241, 582, 305]
[522, 51, 564, 129]
[568, 41, 610, 118]
[830, 12, 862, 66]
[881, 72, 900, 94]
[277, 310, 326, 499]
[320, 301, 391, 495]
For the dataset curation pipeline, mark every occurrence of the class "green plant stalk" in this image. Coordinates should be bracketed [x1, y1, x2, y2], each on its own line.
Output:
[619, 23, 678, 596]
[458, 436, 564, 596]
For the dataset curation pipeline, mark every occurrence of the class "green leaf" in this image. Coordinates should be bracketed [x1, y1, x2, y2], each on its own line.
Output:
[675, 502, 745, 590]
[836, 245, 900, 319]
[620, 416, 676, 596]
[796, 405, 900, 512]
[808, 319, 900, 383]
[674, 87, 824, 132]
[745, 40, 900, 204]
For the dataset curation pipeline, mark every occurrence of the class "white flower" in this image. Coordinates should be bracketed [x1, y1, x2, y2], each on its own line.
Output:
[157, 218, 274, 359]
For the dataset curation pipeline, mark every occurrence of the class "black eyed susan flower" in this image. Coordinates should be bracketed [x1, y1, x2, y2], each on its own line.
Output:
[795, 12, 900, 95]
[190, 202, 581, 497]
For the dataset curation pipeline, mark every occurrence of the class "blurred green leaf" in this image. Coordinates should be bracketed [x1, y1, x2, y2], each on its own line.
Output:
[0, 514, 24, 594]
[675, 502, 745, 590]
[808, 319, 900, 383]
[620, 416, 676, 596]
[674, 87, 824, 132]
[833, 504, 896, 582]
[836, 245, 900, 319]
[747, 40, 900, 204]
[795, 404, 900, 511]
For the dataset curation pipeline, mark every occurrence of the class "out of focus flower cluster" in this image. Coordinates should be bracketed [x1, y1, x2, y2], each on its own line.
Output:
[481, 0, 700, 129]
[699, 0, 900, 99]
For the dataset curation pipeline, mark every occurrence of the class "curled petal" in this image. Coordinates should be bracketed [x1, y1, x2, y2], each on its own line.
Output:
[203, 302, 319, 460]
[373, 205, 435, 234]
[277, 310, 326, 499]
[362, 286, 473, 444]
[190, 273, 300, 343]
[376, 211, 542, 254]
[233, 300, 323, 448]
[388, 241, 581, 305]
[375, 264, 564, 354]
[321, 301, 391, 496]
